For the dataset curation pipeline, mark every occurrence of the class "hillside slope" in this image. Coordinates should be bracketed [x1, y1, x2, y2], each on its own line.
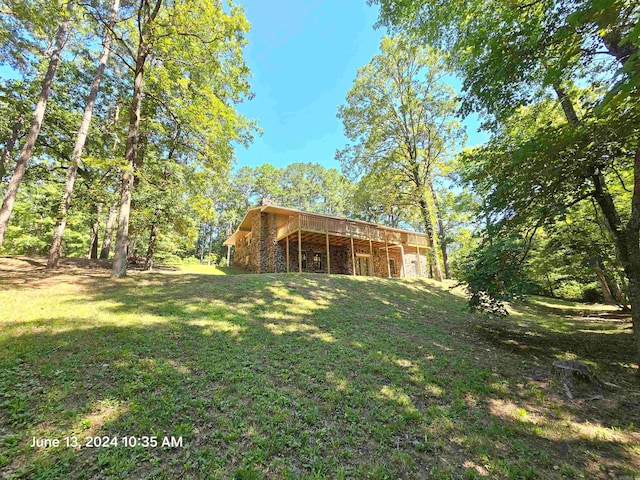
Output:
[0, 257, 638, 479]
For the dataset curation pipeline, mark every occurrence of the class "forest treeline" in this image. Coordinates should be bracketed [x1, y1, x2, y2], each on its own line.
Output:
[1, 2, 639, 363]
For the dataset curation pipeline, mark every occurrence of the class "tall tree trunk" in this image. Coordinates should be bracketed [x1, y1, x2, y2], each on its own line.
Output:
[0, 115, 24, 180]
[47, 0, 120, 269]
[199, 224, 206, 262]
[600, 26, 640, 370]
[552, 84, 579, 125]
[545, 273, 555, 297]
[592, 259, 616, 304]
[612, 273, 629, 308]
[100, 203, 118, 259]
[428, 180, 450, 279]
[111, 0, 162, 278]
[591, 165, 640, 369]
[626, 142, 640, 375]
[418, 193, 443, 281]
[89, 227, 99, 259]
[0, 7, 71, 248]
[111, 72, 142, 277]
[207, 222, 214, 265]
[88, 202, 103, 259]
[29, 213, 45, 256]
[143, 206, 160, 271]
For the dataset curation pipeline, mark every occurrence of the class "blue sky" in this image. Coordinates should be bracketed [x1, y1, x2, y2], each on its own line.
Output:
[234, 0, 489, 171]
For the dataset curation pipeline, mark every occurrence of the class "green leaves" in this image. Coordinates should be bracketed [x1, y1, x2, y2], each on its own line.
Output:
[337, 34, 461, 214]
[373, 0, 639, 126]
[457, 235, 533, 315]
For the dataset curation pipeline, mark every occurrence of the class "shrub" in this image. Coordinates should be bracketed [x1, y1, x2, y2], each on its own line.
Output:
[553, 280, 583, 301]
[458, 236, 534, 315]
[581, 285, 604, 303]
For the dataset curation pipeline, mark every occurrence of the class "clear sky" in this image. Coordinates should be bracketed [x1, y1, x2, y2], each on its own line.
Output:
[234, 0, 489, 171]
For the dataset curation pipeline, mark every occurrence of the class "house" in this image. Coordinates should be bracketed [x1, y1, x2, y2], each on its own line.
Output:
[224, 205, 433, 278]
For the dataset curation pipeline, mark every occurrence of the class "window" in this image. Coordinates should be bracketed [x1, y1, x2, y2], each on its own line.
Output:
[301, 252, 307, 270]
[389, 258, 396, 275]
[313, 252, 322, 271]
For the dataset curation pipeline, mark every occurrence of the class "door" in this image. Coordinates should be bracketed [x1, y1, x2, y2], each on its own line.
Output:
[355, 256, 370, 276]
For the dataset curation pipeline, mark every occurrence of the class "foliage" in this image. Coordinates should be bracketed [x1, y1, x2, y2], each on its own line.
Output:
[350, 169, 411, 226]
[371, 0, 639, 122]
[0, 0, 259, 268]
[457, 236, 534, 315]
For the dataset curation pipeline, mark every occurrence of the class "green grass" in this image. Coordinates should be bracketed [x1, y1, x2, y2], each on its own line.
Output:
[157, 263, 242, 275]
[0, 256, 638, 479]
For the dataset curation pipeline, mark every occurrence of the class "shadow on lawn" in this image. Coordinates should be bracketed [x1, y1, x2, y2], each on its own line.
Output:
[475, 321, 634, 370]
[1, 270, 639, 478]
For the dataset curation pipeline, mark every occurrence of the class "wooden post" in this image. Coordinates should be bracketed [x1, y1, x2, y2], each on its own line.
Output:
[226, 244, 231, 267]
[298, 231, 302, 273]
[399, 244, 406, 277]
[286, 235, 290, 273]
[384, 232, 391, 278]
[368, 228, 373, 276]
[417, 246, 422, 277]
[350, 226, 356, 276]
[326, 229, 331, 275]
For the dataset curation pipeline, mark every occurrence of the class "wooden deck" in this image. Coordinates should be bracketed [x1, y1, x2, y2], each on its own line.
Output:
[276, 213, 430, 247]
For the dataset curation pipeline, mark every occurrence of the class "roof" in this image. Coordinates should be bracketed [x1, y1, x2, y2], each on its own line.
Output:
[224, 205, 426, 246]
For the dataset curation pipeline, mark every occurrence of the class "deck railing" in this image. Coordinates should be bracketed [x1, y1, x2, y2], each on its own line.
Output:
[276, 214, 429, 247]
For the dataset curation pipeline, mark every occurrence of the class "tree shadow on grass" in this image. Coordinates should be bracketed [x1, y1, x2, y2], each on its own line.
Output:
[1, 270, 639, 478]
[475, 321, 634, 370]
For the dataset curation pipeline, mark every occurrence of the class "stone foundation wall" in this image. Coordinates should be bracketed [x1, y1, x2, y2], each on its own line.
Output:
[372, 248, 403, 278]
[233, 235, 251, 270]
[286, 241, 352, 275]
[330, 244, 352, 275]
[403, 251, 429, 278]
[248, 211, 261, 272]
[232, 211, 262, 273]
[260, 212, 286, 273]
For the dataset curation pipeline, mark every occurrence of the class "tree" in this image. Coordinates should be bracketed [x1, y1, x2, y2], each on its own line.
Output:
[0, 80, 29, 181]
[527, 202, 629, 306]
[47, 0, 120, 269]
[337, 35, 463, 281]
[371, 0, 638, 122]
[0, 2, 72, 248]
[253, 163, 283, 204]
[110, 0, 254, 278]
[351, 169, 413, 227]
[109, 0, 162, 277]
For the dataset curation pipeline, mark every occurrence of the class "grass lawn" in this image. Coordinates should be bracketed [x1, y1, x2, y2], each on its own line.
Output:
[161, 264, 244, 276]
[0, 256, 638, 479]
